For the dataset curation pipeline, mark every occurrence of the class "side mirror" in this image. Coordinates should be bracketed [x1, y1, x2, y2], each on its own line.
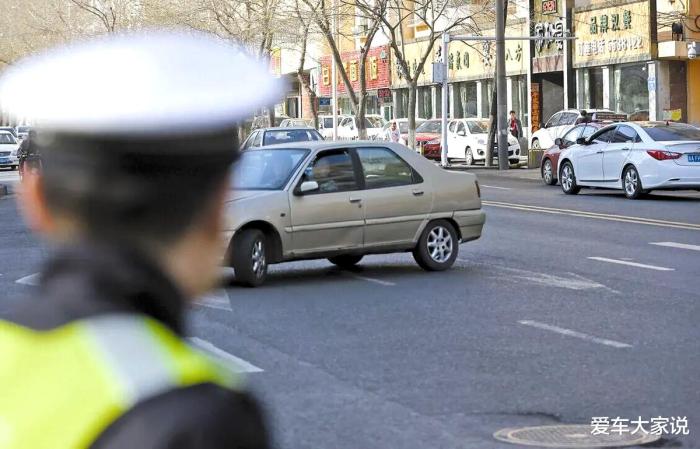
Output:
[575, 137, 587, 145]
[457, 130, 466, 137]
[298, 180, 319, 194]
[554, 138, 563, 148]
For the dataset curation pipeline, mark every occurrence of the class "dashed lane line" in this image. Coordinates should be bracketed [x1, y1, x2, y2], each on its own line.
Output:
[587, 257, 675, 272]
[518, 320, 632, 349]
[480, 185, 511, 190]
[188, 337, 263, 373]
[650, 241, 700, 252]
[15, 273, 40, 286]
[482, 201, 700, 231]
[349, 274, 396, 286]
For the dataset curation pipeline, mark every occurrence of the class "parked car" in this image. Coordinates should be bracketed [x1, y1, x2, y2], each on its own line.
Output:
[0, 131, 20, 170]
[337, 115, 386, 140]
[15, 126, 31, 141]
[531, 109, 626, 150]
[446, 118, 521, 165]
[540, 122, 605, 185]
[558, 121, 700, 199]
[240, 127, 323, 150]
[317, 114, 349, 139]
[376, 118, 427, 145]
[251, 115, 290, 129]
[0, 127, 18, 139]
[415, 119, 443, 160]
[280, 118, 314, 128]
[225, 142, 485, 286]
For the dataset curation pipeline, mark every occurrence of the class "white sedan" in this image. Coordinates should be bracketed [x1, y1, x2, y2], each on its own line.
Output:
[558, 121, 700, 199]
[0, 131, 19, 170]
[446, 118, 521, 165]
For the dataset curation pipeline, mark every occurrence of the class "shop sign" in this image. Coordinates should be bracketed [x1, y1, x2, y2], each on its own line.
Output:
[647, 77, 656, 92]
[531, 83, 541, 132]
[318, 46, 391, 97]
[319, 97, 331, 106]
[532, 0, 564, 73]
[573, 1, 652, 68]
[377, 88, 392, 99]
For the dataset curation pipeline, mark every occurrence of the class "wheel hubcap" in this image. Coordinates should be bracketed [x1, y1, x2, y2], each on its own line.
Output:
[251, 240, 266, 278]
[532, 140, 540, 149]
[624, 170, 638, 195]
[466, 149, 472, 164]
[543, 160, 552, 183]
[427, 226, 453, 263]
[561, 165, 572, 190]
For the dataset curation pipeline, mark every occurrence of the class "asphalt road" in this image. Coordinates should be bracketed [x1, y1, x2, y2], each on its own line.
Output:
[1, 168, 699, 449]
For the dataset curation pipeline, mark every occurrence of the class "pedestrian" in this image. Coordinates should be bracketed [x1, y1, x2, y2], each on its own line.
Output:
[16, 129, 37, 179]
[0, 31, 282, 449]
[509, 110, 523, 139]
[387, 121, 400, 143]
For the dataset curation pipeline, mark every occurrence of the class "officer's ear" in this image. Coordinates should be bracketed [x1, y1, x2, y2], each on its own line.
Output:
[18, 170, 58, 237]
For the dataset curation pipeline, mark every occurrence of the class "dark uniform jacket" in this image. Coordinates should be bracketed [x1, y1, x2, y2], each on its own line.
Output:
[9, 243, 270, 449]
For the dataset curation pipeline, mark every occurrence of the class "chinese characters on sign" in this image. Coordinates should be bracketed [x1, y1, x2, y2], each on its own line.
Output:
[591, 417, 690, 436]
[534, 20, 565, 54]
[590, 10, 632, 34]
[577, 36, 644, 57]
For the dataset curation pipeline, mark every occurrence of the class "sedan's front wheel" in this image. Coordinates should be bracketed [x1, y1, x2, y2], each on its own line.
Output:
[232, 229, 268, 287]
[465, 147, 474, 166]
[560, 162, 580, 195]
[413, 220, 458, 271]
[622, 165, 645, 199]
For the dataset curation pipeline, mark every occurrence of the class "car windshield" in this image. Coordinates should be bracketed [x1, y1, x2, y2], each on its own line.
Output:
[16, 127, 31, 133]
[416, 120, 441, 133]
[642, 124, 700, 141]
[0, 133, 16, 144]
[366, 117, 385, 128]
[263, 129, 322, 146]
[466, 121, 489, 134]
[232, 149, 309, 190]
[322, 117, 340, 128]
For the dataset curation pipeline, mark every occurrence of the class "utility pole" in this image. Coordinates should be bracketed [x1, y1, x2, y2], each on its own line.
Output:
[440, 33, 449, 167]
[495, 0, 509, 170]
[331, 0, 338, 140]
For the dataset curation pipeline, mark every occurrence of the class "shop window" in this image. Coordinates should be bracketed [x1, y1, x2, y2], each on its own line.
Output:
[613, 64, 648, 116]
[588, 68, 604, 109]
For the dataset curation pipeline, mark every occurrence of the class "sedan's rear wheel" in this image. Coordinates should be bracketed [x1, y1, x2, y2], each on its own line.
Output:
[465, 147, 474, 166]
[328, 254, 363, 269]
[559, 162, 580, 195]
[232, 229, 268, 287]
[542, 159, 556, 185]
[413, 220, 458, 271]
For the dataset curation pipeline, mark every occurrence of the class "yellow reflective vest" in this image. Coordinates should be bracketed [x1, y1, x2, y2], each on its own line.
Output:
[0, 314, 239, 449]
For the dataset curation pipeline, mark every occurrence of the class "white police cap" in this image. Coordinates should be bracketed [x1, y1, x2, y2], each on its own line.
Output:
[0, 31, 283, 136]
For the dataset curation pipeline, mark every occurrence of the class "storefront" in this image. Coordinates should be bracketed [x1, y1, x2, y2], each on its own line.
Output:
[391, 21, 529, 124]
[573, 0, 662, 119]
[530, 0, 573, 131]
[317, 45, 392, 118]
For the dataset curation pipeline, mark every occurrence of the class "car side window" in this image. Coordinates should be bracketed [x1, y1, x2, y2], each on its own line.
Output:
[580, 125, 597, 139]
[253, 131, 263, 147]
[614, 126, 640, 143]
[301, 150, 358, 193]
[564, 112, 579, 125]
[457, 122, 466, 134]
[448, 121, 456, 133]
[546, 112, 562, 128]
[591, 128, 616, 143]
[561, 127, 582, 147]
[241, 132, 255, 150]
[357, 147, 416, 189]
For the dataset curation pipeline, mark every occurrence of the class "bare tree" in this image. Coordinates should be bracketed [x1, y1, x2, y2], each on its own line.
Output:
[354, 0, 487, 148]
[299, 0, 382, 139]
[291, 0, 321, 128]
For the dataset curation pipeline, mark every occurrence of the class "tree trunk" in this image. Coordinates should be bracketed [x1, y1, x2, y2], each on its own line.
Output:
[485, 87, 497, 167]
[407, 80, 418, 150]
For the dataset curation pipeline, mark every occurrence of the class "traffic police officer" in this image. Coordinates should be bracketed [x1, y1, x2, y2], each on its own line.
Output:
[0, 31, 282, 448]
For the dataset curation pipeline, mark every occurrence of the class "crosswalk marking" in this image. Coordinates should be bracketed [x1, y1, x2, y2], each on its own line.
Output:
[188, 337, 263, 373]
[518, 320, 632, 348]
[587, 257, 674, 272]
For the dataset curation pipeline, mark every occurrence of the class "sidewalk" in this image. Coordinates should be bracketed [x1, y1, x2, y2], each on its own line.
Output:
[444, 163, 541, 181]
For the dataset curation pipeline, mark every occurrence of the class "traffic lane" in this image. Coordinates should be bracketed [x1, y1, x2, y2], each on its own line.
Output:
[208, 254, 698, 447]
[473, 172, 700, 225]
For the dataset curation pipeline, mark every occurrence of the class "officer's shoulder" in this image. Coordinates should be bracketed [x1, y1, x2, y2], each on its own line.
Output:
[93, 383, 270, 449]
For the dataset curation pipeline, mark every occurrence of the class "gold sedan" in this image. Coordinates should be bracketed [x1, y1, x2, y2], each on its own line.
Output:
[225, 141, 485, 286]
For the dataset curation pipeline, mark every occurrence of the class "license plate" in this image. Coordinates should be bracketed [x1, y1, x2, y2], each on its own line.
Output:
[0, 158, 10, 164]
[688, 154, 700, 163]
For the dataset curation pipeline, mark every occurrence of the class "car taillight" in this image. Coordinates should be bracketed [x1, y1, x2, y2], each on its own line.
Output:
[647, 150, 682, 160]
[475, 180, 481, 198]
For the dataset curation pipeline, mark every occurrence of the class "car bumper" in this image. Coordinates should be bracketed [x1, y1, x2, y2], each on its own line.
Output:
[638, 160, 700, 190]
[473, 145, 520, 161]
[453, 209, 485, 242]
[0, 156, 18, 167]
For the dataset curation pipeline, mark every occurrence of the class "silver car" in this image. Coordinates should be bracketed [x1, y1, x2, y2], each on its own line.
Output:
[225, 141, 485, 286]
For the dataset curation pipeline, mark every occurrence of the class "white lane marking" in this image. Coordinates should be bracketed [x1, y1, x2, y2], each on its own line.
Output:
[192, 289, 233, 311]
[349, 274, 396, 286]
[587, 257, 675, 272]
[457, 260, 620, 294]
[518, 320, 632, 349]
[188, 337, 263, 373]
[480, 185, 511, 190]
[15, 273, 40, 286]
[650, 241, 700, 252]
[483, 200, 700, 231]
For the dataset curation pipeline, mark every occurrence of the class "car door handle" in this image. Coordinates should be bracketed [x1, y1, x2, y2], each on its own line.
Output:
[596, 150, 604, 154]
[622, 147, 630, 151]
[412, 190, 424, 196]
[349, 197, 362, 203]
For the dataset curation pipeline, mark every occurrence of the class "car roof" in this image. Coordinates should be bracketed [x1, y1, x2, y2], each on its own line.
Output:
[256, 140, 404, 151]
[259, 127, 319, 132]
